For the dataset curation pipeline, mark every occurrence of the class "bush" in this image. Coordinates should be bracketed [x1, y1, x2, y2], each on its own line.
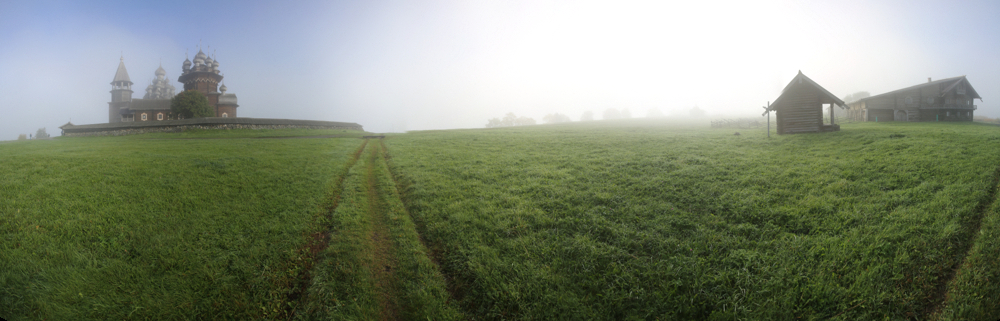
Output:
[171, 90, 214, 119]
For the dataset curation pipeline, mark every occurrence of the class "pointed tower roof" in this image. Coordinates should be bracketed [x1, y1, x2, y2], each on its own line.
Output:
[111, 56, 133, 85]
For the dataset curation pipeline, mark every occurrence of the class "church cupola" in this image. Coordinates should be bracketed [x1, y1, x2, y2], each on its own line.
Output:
[178, 46, 226, 115]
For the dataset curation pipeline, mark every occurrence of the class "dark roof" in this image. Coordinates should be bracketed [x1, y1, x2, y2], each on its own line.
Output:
[112, 58, 132, 84]
[59, 122, 74, 129]
[61, 117, 364, 133]
[856, 76, 981, 102]
[127, 99, 172, 111]
[766, 71, 845, 112]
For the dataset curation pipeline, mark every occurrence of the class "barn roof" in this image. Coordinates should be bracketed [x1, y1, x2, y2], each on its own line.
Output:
[766, 71, 845, 113]
[855, 76, 981, 103]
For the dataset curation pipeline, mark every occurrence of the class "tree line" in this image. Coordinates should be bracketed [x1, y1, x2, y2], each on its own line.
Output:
[485, 106, 707, 128]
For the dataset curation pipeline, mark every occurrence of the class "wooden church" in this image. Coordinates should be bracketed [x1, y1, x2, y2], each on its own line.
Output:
[765, 71, 846, 134]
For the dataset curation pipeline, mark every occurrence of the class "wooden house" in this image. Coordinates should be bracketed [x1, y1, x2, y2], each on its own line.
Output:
[845, 76, 980, 122]
[765, 71, 846, 134]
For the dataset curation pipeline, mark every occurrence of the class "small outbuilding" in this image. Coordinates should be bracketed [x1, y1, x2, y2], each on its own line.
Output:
[765, 71, 846, 134]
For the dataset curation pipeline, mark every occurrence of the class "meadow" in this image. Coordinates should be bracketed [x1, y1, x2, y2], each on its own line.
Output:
[0, 131, 365, 319]
[3, 121, 1000, 320]
[384, 120, 1000, 320]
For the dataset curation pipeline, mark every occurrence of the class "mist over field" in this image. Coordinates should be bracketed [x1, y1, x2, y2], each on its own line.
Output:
[1, 0, 999, 140]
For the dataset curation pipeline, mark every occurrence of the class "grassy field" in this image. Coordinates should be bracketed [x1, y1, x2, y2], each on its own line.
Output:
[0, 131, 365, 319]
[384, 120, 1000, 320]
[3, 122, 1000, 320]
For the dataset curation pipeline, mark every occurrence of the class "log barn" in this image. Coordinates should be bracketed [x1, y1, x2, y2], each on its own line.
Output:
[765, 71, 846, 134]
[845, 76, 980, 122]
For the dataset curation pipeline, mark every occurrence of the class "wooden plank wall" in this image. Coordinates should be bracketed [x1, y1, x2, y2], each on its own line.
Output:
[776, 86, 822, 134]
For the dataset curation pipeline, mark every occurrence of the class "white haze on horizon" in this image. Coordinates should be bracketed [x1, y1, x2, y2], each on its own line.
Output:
[1, 0, 998, 139]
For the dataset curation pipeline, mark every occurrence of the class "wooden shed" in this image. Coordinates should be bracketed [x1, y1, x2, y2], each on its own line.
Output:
[765, 71, 846, 134]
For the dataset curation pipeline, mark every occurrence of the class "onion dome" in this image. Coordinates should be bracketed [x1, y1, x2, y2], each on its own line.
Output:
[182, 58, 191, 72]
[219, 83, 227, 94]
[193, 50, 206, 66]
[155, 64, 166, 77]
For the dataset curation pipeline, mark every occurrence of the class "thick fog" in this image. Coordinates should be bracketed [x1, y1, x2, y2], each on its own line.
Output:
[1, 0, 999, 139]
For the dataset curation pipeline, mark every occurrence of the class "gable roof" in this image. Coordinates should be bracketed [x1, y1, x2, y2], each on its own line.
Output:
[765, 71, 845, 113]
[856, 76, 981, 103]
[111, 57, 132, 85]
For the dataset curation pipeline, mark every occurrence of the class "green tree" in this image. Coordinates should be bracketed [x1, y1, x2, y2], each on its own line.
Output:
[171, 90, 214, 119]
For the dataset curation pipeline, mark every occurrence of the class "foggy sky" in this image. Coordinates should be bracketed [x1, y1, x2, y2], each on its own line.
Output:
[2, 0, 999, 140]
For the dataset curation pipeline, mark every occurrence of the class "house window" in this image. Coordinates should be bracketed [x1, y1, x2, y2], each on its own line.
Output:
[926, 97, 934, 104]
[141, 113, 147, 121]
[222, 113, 228, 118]
[946, 111, 950, 116]
[157, 113, 163, 120]
[905, 96, 913, 104]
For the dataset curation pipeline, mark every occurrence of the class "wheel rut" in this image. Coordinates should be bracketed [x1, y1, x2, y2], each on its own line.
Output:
[280, 139, 368, 320]
[926, 163, 1000, 319]
[365, 142, 401, 320]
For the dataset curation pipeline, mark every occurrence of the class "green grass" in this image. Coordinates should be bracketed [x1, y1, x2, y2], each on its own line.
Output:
[384, 120, 1000, 319]
[5, 122, 1000, 320]
[0, 131, 362, 320]
[294, 140, 460, 320]
[938, 174, 1000, 320]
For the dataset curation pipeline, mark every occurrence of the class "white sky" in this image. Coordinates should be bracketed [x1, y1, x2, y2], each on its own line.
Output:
[1, 0, 998, 138]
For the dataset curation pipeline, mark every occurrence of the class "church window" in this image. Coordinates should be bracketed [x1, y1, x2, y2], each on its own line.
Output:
[157, 113, 163, 120]
[141, 113, 147, 121]
[222, 113, 229, 118]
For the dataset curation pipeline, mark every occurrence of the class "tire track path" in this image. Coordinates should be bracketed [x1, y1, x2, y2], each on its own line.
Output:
[927, 164, 1000, 319]
[281, 139, 368, 319]
[364, 142, 401, 320]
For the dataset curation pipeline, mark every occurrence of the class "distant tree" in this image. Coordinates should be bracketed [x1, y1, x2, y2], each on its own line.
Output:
[35, 128, 49, 139]
[486, 118, 503, 128]
[171, 90, 214, 119]
[486, 112, 536, 127]
[603, 108, 622, 120]
[543, 113, 572, 124]
[646, 108, 665, 118]
[690, 105, 705, 117]
[17, 134, 26, 140]
[841, 91, 870, 104]
[580, 111, 594, 121]
[514, 115, 536, 126]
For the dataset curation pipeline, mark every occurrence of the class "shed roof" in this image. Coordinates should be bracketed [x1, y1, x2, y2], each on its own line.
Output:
[765, 71, 845, 113]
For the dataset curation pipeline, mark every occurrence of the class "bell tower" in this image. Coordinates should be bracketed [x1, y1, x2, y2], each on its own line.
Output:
[109, 57, 133, 123]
